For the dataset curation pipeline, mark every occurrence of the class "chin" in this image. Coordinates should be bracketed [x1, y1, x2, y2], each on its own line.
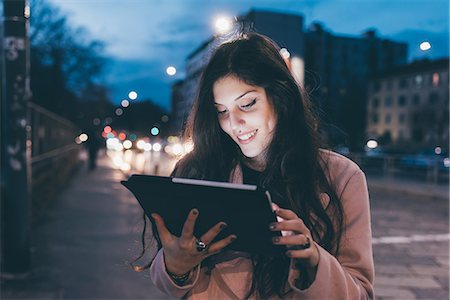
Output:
[240, 149, 263, 159]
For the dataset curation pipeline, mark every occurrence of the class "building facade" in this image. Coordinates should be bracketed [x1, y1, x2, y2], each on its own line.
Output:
[304, 25, 407, 149]
[367, 58, 449, 150]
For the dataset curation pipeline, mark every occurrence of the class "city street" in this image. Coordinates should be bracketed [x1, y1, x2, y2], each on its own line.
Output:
[1, 151, 448, 299]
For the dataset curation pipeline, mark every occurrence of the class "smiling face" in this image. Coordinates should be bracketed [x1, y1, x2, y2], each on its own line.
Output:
[213, 75, 277, 168]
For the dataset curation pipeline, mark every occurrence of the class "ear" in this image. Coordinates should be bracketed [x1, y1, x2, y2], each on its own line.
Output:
[283, 57, 292, 72]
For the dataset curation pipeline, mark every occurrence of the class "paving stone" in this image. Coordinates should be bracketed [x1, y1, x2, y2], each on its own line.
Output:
[435, 257, 450, 266]
[375, 264, 413, 276]
[375, 275, 441, 288]
[434, 276, 450, 289]
[409, 266, 449, 277]
[375, 255, 439, 266]
[374, 287, 416, 299]
[411, 288, 449, 299]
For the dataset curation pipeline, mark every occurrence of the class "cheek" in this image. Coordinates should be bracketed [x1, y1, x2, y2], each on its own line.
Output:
[266, 113, 277, 132]
[218, 119, 232, 136]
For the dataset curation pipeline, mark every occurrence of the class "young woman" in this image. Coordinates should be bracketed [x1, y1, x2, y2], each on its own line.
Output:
[145, 33, 374, 299]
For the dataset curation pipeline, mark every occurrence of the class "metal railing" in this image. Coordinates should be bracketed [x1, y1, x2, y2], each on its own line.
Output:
[346, 152, 449, 184]
[28, 102, 82, 215]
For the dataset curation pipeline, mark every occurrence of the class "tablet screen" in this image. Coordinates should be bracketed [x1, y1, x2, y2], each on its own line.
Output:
[122, 174, 283, 254]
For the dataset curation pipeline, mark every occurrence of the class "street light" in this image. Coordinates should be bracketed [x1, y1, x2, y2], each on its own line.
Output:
[214, 16, 233, 35]
[166, 66, 177, 76]
[419, 41, 431, 51]
[366, 140, 378, 149]
[121, 99, 130, 107]
[128, 91, 138, 100]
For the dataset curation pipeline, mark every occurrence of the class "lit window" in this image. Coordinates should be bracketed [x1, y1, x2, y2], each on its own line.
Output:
[432, 73, 440, 87]
[415, 75, 423, 86]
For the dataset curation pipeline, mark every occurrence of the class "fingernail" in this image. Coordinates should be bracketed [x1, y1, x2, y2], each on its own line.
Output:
[286, 251, 292, 257]
[272, 237, 280, 243]
[151, 213, 157, 219]
[269, 223, 276, 230]
[192, 209, 198, 215]
[220, 223, 227, 229]
[230, 236, 237, 242]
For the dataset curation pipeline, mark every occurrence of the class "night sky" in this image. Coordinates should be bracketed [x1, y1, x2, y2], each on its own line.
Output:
[50, 0, 449, 111]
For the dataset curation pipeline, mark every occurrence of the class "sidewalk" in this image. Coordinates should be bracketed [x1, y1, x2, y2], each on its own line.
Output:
[1, 155, 171, 299]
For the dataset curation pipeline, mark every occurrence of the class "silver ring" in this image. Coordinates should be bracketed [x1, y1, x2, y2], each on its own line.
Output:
[195, 239, 208, 252]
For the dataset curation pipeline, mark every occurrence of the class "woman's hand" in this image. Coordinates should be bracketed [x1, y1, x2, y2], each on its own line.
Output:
[269, 207, 319, 270]
[152, 209, 237, 276]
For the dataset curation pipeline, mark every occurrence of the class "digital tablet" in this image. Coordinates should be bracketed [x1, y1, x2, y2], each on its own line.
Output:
[121, 174, 283, 254]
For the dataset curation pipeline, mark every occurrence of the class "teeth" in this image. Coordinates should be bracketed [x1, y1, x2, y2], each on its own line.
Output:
[238, 130, 257, 141]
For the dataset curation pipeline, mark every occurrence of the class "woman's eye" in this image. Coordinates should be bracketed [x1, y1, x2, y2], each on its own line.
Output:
[217, 109, 227, 115]
[241, 99, 256, 109]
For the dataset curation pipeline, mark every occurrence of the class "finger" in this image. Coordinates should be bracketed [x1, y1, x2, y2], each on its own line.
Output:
[275, 207, 299, 220]
[286, 247, 315, 259]
[151, 213, 172, 245]
[272, 234, 310, 247]
[181, 208, 199, 240]
[200, 222, 227, 244]
[269, 219, 308, 233]
[271, 203, 280, 211]
[206, 235, 237, 255]
[286, 242, 319, 268]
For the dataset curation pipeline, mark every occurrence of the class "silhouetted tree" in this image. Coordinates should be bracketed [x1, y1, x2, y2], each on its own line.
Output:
[29, 0, 109, 123]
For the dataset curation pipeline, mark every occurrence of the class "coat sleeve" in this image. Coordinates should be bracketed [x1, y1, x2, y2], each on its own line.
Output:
[149, 249, 201, 298]
[287, 169, 375, 299]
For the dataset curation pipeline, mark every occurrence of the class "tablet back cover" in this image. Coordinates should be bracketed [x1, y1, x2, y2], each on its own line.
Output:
[121, 174, 283, 254]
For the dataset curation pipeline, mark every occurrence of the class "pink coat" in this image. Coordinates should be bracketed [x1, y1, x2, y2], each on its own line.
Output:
[150, 150, 375, 299]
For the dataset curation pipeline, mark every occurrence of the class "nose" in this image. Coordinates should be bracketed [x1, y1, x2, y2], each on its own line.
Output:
[229, 111, 245, 134]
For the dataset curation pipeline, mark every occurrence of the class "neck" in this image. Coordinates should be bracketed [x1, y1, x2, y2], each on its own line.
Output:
[242, 153, 266, 172]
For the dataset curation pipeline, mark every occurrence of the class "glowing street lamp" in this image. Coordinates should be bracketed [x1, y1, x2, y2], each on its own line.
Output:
[128, 91, 138, 100]
[166, 66, 177, 76]
[366, 140, 378, 149]
[419, 41, 431, 51]
[121, 99, 130, 107]
[214, 16, 233, 35]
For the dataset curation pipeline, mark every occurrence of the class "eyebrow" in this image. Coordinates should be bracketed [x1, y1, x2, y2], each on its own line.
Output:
[214, 90, 257, 105]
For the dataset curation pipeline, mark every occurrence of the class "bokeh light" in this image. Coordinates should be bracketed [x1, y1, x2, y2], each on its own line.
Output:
[419, 41, 431, 51]
[214, 16, 233, 34]
[166, 66, 177, 76]
[121, 99, 130, 107]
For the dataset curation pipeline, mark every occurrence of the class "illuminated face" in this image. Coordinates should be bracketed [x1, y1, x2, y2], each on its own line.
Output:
[213, 75, 277, 166]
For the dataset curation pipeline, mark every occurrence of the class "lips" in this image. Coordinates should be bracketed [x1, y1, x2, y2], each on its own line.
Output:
[236, 129, 257, 144]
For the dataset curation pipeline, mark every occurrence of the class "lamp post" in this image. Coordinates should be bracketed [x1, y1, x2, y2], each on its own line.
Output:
[1, 0, 31, 276]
